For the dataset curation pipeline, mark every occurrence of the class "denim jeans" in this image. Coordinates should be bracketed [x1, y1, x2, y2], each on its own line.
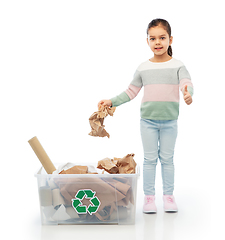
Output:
[140, 118, 178, 195]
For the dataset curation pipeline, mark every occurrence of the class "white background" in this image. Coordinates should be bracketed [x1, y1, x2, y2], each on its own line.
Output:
[0, 0, 223, 239]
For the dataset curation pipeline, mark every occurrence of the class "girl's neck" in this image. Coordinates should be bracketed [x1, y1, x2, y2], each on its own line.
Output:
[150, 54, 172, 63]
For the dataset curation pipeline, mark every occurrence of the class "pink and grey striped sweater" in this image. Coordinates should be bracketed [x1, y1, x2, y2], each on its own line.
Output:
[110, 58, 193, 120]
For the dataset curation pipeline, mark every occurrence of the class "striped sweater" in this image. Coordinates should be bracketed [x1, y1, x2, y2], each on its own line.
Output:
[110, 58, 193, 120]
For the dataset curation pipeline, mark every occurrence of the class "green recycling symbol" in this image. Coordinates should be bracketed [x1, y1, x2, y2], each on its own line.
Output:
[71, 189, 101, 215]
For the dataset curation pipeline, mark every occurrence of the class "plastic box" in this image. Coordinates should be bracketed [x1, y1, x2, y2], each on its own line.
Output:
[35, 165, 139, 225]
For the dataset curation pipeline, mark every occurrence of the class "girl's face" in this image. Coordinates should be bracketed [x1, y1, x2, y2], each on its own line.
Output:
[147, 25, 173, 58]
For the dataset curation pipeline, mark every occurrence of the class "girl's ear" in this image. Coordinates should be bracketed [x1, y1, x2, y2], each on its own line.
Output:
[169, 36, 173, 46]
[146, 38, 150, 46]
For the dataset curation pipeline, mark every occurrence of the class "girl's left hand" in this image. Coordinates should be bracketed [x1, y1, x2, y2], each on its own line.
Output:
[183, 85, 193, 105]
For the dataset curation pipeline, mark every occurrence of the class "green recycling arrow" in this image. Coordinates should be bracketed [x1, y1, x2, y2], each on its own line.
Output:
[72, 199, 87, 213]
[90, 196, 100, 206]
[84, 190, 95, 198]
[75, 190, 85, 200]
[72, 189, 101, 215]
[72, 199, 81, 208]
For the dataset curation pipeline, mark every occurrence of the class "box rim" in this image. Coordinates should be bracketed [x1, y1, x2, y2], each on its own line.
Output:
[34, 164, 140, 178]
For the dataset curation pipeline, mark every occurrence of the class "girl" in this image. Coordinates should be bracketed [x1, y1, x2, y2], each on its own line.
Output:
[98, 18, 193, 213]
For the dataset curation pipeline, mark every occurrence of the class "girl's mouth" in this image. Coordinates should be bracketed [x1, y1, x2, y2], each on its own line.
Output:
[155, 47, 163, 50]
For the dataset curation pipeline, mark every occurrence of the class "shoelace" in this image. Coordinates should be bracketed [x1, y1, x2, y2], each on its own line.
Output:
[166, 197, 174, 203]
[146, 197, 154, 204]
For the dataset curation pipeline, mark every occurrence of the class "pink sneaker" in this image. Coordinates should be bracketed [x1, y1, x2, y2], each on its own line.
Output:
[163, 195, 178, 212]
[143, 195, 157, 213]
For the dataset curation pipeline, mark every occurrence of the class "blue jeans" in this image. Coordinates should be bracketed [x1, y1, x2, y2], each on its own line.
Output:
[140, 119, 178, 195]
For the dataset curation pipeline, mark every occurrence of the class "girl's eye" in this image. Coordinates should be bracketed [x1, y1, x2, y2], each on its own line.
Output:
[161, 37, 166, 40]
[150, 38, 155, 41]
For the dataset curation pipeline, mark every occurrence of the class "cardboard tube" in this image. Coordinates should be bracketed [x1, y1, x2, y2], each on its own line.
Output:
[28, 136, 56, 174]
[39, 186, 53, 206]
[52, 189, 65, 207]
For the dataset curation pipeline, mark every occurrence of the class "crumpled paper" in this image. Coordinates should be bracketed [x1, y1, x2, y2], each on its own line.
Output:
[89, 105, 116, 138]
[97, 153, 136, 174]
[59, 165, 88, 174]
[38, 156, 137, 223]
[51, 163, 102, 175]
[55, 175, 133, 222]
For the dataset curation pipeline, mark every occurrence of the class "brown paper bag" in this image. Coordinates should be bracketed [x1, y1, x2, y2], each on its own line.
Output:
[54, 175, 133, 221]
[97, 158, 119, 174]
[97, 153, 136, 174]
[52, 154, 136, 222]
[89, 106, 116, 138]
[117, 153, 137, 174]
[59, 165, 88, 174]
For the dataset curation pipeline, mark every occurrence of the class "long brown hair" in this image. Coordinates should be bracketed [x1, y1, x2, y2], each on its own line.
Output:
[146, 18, 172, 57]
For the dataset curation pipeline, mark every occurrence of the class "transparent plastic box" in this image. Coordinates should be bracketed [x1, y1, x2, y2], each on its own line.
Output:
[35, 165, 139, 225]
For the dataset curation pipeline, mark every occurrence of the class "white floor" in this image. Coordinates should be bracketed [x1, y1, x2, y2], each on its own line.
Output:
[38, 188, 210, 240]
[7, 177, 213, 240]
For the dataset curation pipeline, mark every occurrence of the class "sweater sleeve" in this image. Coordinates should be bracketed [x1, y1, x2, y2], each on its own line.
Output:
[178, 65, 194, 96]
[110, 91, 130, 107]
[110, 70, 142, 107]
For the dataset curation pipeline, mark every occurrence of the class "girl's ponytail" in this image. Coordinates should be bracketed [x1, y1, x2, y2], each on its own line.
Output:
[168, 45, 172, 57]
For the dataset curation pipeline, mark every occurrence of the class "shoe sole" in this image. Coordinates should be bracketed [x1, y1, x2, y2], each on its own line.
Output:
[143, 210, 157, 214]
[164, 209, 178, 213]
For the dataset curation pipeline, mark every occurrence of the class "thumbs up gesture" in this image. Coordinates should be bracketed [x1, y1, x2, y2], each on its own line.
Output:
[183, 85, 193, 105]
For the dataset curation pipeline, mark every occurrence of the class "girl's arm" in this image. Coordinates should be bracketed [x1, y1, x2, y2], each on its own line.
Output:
[98, 85, 141, 109]
[98, 70, 142, 108]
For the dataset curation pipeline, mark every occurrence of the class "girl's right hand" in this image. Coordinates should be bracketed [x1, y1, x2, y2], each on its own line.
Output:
[98, 99, 112, 108]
